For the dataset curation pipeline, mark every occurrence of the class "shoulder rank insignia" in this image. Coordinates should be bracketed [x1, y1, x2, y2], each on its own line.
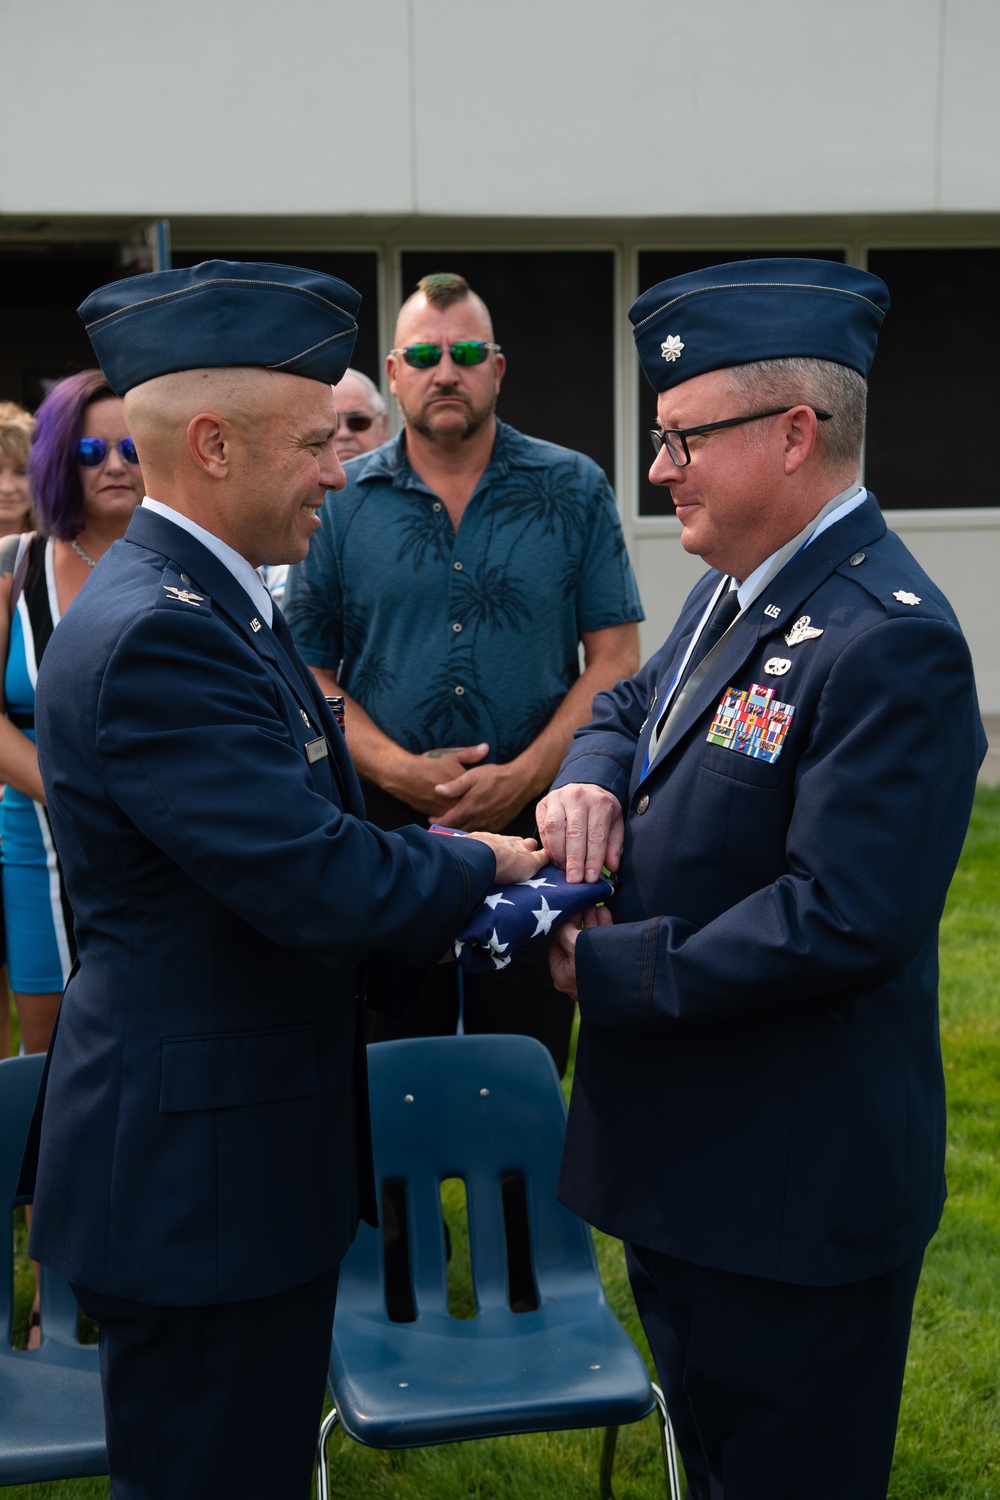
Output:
[162, 584, 204, 605]
[892, 590, 921, 606]
[784, 615, 823, 647]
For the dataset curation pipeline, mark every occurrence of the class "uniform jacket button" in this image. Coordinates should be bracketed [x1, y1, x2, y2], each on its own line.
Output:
[637, 793, 650, 814]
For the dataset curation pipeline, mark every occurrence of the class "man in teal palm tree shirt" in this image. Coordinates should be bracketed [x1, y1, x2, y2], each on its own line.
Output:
[285, 272, 642, 1072]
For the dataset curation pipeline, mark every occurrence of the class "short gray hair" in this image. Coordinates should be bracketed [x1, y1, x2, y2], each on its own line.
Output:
[724, 357, 867, 474]
[339, 367, 386, 416]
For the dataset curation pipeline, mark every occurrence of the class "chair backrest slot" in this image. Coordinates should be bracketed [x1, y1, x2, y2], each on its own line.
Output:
[440, 1177, 476, 1320]
[380, 1179, 416, 1323]
[500, 1172, 538, 1313]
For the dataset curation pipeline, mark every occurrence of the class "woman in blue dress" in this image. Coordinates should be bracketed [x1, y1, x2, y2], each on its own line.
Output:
[0, 371, 144, 1054]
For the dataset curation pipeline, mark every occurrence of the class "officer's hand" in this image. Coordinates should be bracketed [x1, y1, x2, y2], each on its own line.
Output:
[536, 783, 625, 884]
[465, 832, 548, 885]
[549, 903, 613, 1000]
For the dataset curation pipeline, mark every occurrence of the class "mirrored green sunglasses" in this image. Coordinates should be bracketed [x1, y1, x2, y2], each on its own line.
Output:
[391, 341, 501, 369]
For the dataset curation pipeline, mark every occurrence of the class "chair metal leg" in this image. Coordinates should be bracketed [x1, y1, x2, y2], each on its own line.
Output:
[315, 1406, 341, 1500]
[651, 1383, 683, 1500]
[599, 1425, 619, 1499]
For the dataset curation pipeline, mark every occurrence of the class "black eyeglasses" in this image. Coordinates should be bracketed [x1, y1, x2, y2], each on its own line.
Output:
[75, 436, 140, 467]
[649, 406, 833, 468]
[390, 341, 501, 369]
[338, 412, 377, 433]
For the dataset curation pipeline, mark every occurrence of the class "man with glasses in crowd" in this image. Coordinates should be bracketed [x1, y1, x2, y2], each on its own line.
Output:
[286, 271, 642, 1076]
[330, 367, 388, 462]
[537, 258, 986, 1498]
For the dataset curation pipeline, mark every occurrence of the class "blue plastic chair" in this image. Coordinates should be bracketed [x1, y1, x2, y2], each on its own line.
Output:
[317, 1034, 681, 1498]
[0, 1053, 107, 1485]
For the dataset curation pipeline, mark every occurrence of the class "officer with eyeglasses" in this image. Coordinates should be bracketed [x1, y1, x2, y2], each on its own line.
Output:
[536, 258, 987, 1499]
[285, 270, 642, 1077]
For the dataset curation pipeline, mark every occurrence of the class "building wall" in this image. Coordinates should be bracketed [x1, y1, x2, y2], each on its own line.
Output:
[2, 0, 999, 219]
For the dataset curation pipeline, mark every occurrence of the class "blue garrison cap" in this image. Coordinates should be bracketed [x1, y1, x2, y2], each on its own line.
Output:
[629, 258, 889, 393]
[78, 260, 361, 395]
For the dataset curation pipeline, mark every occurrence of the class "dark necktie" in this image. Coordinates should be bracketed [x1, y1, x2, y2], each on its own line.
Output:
[647, 579, 741, 766]
[676, 579, 741, 692]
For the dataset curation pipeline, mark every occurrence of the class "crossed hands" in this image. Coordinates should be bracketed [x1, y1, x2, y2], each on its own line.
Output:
[394, 743, 533, 833]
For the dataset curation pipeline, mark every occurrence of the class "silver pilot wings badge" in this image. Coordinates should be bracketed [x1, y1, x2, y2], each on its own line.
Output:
[784, 615, 824, 647]
[162, 584, 205, 605]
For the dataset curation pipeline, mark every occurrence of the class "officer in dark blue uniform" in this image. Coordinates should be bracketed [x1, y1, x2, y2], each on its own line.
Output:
[538, 259, 987, 1499]
[20, 261, 546, 1500]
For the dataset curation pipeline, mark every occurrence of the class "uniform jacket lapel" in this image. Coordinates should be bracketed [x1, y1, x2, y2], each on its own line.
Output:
[639, 497, 887, 787]
[124, 508, 364, 816]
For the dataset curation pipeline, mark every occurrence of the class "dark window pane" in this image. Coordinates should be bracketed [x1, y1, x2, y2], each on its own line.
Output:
[0, 244, 129, 408]
[635, 251, 846, 516]
[171, 250, 381, 389]
[866, 249, 1000, 509]
[401, 251, 614, 483]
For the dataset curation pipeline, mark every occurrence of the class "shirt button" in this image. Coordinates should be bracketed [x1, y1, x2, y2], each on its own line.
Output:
[432, 502, 442, 512]
[453, 561, 463, 571]
[452, 622, 463, 633]
[637, 793, 650, 814]
[454, 685, 465, 696]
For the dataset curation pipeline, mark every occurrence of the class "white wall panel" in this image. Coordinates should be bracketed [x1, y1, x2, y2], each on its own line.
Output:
[0, 0, 413, 215]
[939, 0, 1000, 209]
[412, 0, 943, 218]
[5, 0, 1000, 220]
[631, 528, 707, 663]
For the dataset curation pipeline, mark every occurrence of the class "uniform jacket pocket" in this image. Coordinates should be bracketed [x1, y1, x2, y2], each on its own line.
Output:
[159, 1025, 320, 1112]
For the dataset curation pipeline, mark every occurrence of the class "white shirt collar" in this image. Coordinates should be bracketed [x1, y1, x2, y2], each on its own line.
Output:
[141, 496, 273, 627]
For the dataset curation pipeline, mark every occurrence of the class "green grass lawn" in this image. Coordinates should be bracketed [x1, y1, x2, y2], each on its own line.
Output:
[6, 787, 1000, 1498]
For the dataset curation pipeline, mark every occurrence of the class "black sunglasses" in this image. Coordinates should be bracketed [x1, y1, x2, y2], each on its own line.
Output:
[75, 436, 140, 467]
[391, 341, 501, 369]
[338, 412, 376, 433]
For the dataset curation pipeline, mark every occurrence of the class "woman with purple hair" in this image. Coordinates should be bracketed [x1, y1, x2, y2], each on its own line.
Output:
[1, 376, 143, 1015]
[0, 369, 143, 1339]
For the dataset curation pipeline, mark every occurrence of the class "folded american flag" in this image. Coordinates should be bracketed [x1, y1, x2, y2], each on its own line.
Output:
[429, 827, 614, 974]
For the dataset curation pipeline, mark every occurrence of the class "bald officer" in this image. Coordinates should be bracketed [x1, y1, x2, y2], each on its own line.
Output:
[20, 261, 546, 1500]
[538, 260, 986, 1499]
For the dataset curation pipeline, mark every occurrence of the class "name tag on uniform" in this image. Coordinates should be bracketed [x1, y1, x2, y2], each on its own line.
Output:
[305, 736, 329, 764]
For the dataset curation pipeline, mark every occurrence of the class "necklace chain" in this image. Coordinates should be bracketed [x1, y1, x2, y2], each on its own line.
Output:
[71, 538, 97, 568]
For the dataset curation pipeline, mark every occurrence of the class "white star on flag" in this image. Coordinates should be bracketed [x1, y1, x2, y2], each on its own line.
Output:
[530, 895, 563, 938]
[446, 858, 614, 974]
